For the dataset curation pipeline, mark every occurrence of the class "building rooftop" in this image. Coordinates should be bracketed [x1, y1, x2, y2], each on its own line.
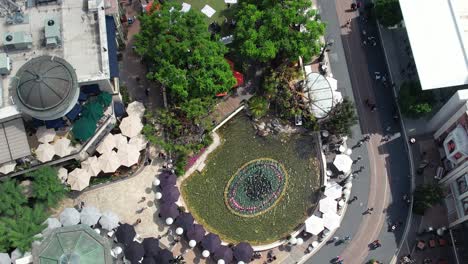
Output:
[400, 0, 468, 90]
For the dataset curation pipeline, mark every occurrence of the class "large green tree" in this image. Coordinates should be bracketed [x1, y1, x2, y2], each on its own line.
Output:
[30, 166, 67, 208]
[0, 180, 27, 217]
[321, 98, 358, 137]
[135, 2, 236, 101]
[413, 184, 444, 215]
[233, 0, 325, 63]
[375, 0, 403, 27]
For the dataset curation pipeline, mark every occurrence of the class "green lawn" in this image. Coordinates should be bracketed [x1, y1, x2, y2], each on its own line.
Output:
[174, 0, 236, 24]
[181, 114, 321, 245]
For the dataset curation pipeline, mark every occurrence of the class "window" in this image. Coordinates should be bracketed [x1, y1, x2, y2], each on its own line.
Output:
[462, 196, 468, 215]
[456, 173, 468, 195]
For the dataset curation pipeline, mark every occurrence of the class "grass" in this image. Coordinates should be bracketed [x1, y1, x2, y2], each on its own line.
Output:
[173, 0, 236, 24]
[181, 114, 321, 245]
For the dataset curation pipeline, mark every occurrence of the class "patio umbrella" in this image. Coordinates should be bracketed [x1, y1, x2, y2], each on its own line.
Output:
[114, 133, 128, 150]
[142, 237, 160, 257]
[81, 156, 101, 177]
[98, 150, 121, 173]
[96, 133, 116, 154]
[80, 206, 102, 226]
[54, 137, 73, 157]
[82, 102, 104, 122]
[233, 242, 253, 263]
[161, 185, 180, 203]
[333, 154, 353, 174]
[201, 233, 221, 253]
[96, 92, 112, 107]
[0, 253, 10, 264]
[304, 215, 325, 235]
[142, 257, 156, 264]
[124, 241, 145, 263]
[174, 212, 194, 231]
[59, 208, 80, 226]
[186, 224, 205, 242]
[116, 223, 136, 246]
[120, 116, 143, 138]
[129, 134, 148, 151]
[36, 143, 56, 162]
[0, 162, 16, 174]
[43, 217, 61, 234]
[159, 202, 180, 219]
[67, 168, 91, 191]
[323, 212, 341, 231]
[159, 172, 177, 188]
[72, 117, 97, 142]
[214, 246, 233, 263]
[155, 249, 173, 264]
[324, 182, 343, 200]
[57, 167, 68, 183]
[126, 101, 145, 118]
[117, 144, 140, 167]
[99, 211, 120, 230]
[319, 197, 338, 214]
[36, 126, 56, 143]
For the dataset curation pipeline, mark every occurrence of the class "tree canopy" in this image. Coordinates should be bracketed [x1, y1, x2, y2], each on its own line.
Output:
[233, 0, 325, 63]
[413, 184, 444, 215]
[321, 98, 358, 137]
[135, 3, 236, 101]
[398, 81, 434, 118]
[0, 180, 27, 217]
[30, 166, 67, 208]
[375, 0, 403, 27]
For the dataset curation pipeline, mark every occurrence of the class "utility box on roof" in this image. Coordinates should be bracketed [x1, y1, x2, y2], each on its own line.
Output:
[44, 17, 61, 48]
[2, 32, 33, 51]
[0, 53, 11, 75]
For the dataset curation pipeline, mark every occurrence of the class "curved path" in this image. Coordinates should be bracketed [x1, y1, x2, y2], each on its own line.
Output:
[307, 0, 411, 263]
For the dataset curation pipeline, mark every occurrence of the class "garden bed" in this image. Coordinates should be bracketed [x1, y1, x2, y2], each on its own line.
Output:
[181, 114, 321, 245]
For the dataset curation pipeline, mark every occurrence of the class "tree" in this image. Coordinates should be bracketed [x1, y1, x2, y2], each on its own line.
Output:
[413, 184, 444, 215]
[249, 96, 269, 119]
[2, 204, 48, 252]
[233, 0, 325, 63]
[0, 222, 8, 252]
[180, 98, 214, 122]
[135, 3, 236, 101]
[375, 0, 403, 27]
[321, 98, 358, 137]
[398, 81, 434, 118]
[30, 166, 67, 208]
[0, 180, 27, 217]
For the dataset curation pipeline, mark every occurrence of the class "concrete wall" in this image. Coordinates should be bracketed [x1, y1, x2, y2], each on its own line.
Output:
[428, 89, 468, 133]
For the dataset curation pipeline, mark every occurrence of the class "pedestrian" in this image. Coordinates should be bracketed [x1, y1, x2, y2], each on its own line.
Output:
[351, 3, 357, 10]
[80, 201, 85, 210]
[349, 195, 358, 203]
[138, 197, 146, 203]
[145, 87, 150, 96]
[357, 155, 362, 161]
[363, 207, 374, 215]
[357, 1, 362, 8]
[409, 137, 416, 144]
[347, 18, 351, 28]
[370, 104, 377, 112]
[134, 218, 142, 226]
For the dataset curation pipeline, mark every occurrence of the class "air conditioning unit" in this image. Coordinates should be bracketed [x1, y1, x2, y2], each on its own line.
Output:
[0, 53, 11, 75]
[44, 17, 61, 48]
[3, 32, 33, 51]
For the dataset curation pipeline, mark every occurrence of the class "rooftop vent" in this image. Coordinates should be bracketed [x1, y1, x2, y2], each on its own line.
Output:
[2, 32, 33, 51]
[44, 17, 61, 48]
[0, 53, 12, 76]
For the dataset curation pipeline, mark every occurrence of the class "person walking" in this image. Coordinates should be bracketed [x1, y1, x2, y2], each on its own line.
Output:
[348, 195, 358, 204]
[363, 207, 374, 215]
[134, 218, 142, 226]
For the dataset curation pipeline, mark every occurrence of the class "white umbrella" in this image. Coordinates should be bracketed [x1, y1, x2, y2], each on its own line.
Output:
[99, 211, 120, 230]
[319, 197, 338, 214]
[345, 148, 352, 155]
[189, 240, 197, 248]
[0, 162, 16, 174]
[120, 116, 143, 138]
[117, 144, 140, 167]
[218, 260, 225, 264]
[129, 134, 148, 151]
[165, 218, 173, 225]
[98, 151, 121, 173]
[35, 143, 56, 162]
[126, 101, 145, 118]
[202, 250, 210, 258]
[57, 168, 68, 183]
[59, 208, 80, 226]
[113, 133, 128, 150]
[155, 192, 162, 200]
[67, 168, 91, 191]
[333, 154, 353, 174]
[81, 156, 101, 177]
[176, 227, 183, 235]
[305, 215, 325, 235]
[80, 206, 102, 226]
[54, 137, 73, 157]
[36, 126, 56, 143]
[96, 133, 116, 154]
[0, 253, 10, 264]
[297, 238, 304, 245]
[324, 183, 343, 200]
[311, 241, 319, 247]
[323, 212, 341, 231]
[43, 217, 61, 233]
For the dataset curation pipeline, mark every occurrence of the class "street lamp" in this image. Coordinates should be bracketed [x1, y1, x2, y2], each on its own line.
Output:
[319, 39, 335, 62]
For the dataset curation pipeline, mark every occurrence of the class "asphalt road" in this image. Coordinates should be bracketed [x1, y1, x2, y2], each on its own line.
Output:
[306, 0, 411, 263]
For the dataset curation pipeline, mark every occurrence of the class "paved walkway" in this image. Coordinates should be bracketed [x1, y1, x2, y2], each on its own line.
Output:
[209, 85, 254, 125]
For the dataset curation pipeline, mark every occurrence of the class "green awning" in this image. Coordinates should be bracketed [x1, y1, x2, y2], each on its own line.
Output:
[72, 117, 96, 141]
[34, 225, 112, 264]
[96, 92, 112, 107]
[82, 102, 104, 123]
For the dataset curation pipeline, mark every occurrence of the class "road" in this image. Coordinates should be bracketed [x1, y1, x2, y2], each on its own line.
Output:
[306, 0, 411, 263]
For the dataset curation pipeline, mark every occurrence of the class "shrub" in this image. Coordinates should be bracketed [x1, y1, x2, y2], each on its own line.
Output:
[375, 0, 403, 27]
[398, 81, 434, 118]
[30, 166, 67, 208]
[413, 184, 444, 215]
[249, 96, 269, 119]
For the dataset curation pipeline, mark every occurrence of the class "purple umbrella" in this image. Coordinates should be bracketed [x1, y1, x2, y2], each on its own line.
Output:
[141, 257, 156, 264]
[186, 224, 205, 242]
[201, 233, 221, 253]
[159, 172, 176, 188]
[116, 223, 136, 246]
[174, 212, 194, 230]
[233, 242, 254, 262]
[214, 245, 233, 262]
[124, 241, 145, 263]
[155, 249, 173, 264]
[159, 202, 180, 219]
[142, 237, 160, 257]
[161, 185, 180, 203]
